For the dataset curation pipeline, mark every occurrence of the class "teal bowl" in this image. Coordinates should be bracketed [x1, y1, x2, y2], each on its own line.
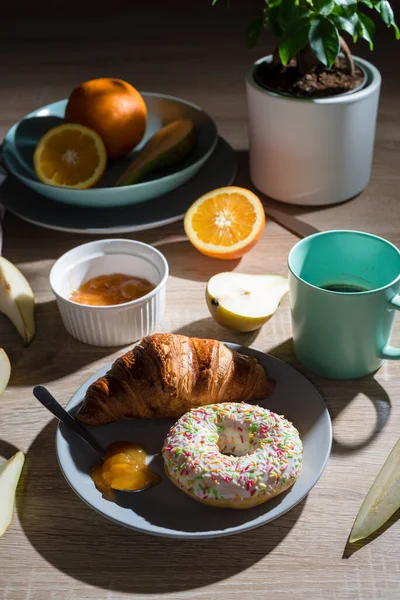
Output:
[2, 93, 218, 208]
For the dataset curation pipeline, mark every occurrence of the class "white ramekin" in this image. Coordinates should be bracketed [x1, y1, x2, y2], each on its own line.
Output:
[49, 239, 168, 346]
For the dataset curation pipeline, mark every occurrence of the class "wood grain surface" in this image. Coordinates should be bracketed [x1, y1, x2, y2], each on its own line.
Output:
[0, 2, 399, 599]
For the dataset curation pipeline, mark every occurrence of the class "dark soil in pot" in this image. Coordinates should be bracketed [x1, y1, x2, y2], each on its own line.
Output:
[255, 56, 365, 98]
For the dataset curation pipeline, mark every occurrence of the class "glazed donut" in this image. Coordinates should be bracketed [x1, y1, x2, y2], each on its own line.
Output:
[162, 402, 303, 509]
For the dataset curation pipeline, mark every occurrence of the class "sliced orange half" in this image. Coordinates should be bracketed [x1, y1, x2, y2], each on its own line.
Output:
[33, 123, 107, 189]
[184, 186, 266, 259]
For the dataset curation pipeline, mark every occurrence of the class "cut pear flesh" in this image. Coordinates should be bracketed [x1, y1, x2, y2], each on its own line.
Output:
[0, 451, 25, 537]
[0, 348, 11, 396]
[349, 438, 400, 543]
[206, 272, 288, 332]
[0, 257, 35, 345]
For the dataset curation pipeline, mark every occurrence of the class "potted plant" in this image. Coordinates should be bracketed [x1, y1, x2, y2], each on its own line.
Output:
[212, 1, 399, 206]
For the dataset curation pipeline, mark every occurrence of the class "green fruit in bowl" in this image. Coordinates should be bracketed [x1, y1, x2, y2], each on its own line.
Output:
[349, 438, 400, 543]
[116, 119, 196, 186]
[206, 272, 288, 332]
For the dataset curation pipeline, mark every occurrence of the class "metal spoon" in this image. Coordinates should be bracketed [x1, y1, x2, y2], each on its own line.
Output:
[32, 385, 154, 493]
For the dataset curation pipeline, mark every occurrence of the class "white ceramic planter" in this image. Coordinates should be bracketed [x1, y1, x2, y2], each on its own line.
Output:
[246, 56, 381, 206]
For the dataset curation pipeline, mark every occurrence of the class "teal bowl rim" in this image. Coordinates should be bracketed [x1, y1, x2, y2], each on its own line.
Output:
[2, 92, 218, 195]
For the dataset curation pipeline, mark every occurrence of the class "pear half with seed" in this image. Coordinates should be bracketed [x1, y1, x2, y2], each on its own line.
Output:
[206, 272, 288, 332]
[0, 257, 35, 345]
[349, 438, 400, 543]
[0, 451, 25, 537]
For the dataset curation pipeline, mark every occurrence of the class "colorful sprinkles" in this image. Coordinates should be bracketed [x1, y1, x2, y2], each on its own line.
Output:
[162, 402, 303, 505]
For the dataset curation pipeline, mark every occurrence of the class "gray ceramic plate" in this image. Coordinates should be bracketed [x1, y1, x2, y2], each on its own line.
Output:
[2, 93, 217, 208]
[0, 138, 236, 234]
[56, 345, 332, 539]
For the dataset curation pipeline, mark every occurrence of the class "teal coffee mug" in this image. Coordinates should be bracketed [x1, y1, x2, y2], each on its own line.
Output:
[288, 230, 400, 379]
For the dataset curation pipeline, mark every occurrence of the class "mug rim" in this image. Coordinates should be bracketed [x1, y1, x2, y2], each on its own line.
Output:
[287, 230, 400, 295]
[49, 238, 169, 310]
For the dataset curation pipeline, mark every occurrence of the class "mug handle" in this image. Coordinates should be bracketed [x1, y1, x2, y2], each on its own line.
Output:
[380, 295, 400, 359]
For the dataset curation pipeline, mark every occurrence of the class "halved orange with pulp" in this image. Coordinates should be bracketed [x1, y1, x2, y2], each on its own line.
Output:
[33, 123, 107, 189]
[184, 186, 266, 259]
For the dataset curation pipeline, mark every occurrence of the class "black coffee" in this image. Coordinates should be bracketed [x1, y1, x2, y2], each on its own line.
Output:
[320, 282, 371, 293]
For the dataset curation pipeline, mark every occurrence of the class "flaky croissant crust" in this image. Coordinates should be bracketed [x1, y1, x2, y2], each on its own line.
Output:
[76, 333, 274, 425]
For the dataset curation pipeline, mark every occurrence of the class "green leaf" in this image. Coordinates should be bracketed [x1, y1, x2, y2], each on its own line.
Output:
[265, 5, 284, 37]
[358, 11, 376, 49]
[379, 1, 394, 25]
[332, 1, 357, 16]
[309, 16, 340, 68]
[314, 0, 335, 16]
[378, 1, 400, 39]
[299, 6, 313, 20]
[279, 19, 311, 64]
[279, 0, 300, 27]
[360, 0, 381, 7]
[332, 3, 359, 36]
[332, 13, 359, 36]
[334, 0, 357, 6]
[246, 16, 264, 48]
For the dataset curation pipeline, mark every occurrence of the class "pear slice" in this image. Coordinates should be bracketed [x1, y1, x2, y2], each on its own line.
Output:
[0, 257, 35, 345]
[349, 438, 400, 543]
[0, 450, 25, 537]
[0, 348, 11, 396]
[206, 272, 288, 332]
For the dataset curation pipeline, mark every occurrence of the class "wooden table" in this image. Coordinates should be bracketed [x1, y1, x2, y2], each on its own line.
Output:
[0, 2, 399, 599]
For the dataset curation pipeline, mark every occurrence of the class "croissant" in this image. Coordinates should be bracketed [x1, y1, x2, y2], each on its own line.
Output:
[76, 333, 274, 425]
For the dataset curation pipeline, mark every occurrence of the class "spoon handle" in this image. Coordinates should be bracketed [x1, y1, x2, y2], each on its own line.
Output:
[33, 385, 104, 456]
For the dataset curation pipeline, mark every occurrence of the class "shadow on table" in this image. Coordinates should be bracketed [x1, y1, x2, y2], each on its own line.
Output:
[2, 214, 185, 264]
[0, 439, 20, 460]
[3, 149, 326, 270]
[266, 338, 391, 455]
[153, 234, 241, 281]
[18, 419, 305, 595]
[173, 317, 260, 346]
[3, 148, 354, 268]
[323, 376, 391, 455]
[7, 300, 119, 387]
[3, 216, 240, 282]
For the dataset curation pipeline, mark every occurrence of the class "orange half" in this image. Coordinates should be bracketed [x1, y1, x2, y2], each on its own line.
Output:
[184, 186, 266, 259]
[33, 123, 107, 189]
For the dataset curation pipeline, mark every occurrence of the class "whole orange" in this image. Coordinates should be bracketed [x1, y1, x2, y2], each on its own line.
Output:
[65, 78, 147, 160]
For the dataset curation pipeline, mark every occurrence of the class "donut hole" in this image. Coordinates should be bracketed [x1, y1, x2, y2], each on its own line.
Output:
[217, 423, 251, 457]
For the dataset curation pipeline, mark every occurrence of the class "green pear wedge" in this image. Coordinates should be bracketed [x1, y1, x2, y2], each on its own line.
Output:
[206, 272, 288, 332]
[0, 257, 35, 345]
[0, 348, 11, 396]
[349, 438, 400, 543]
[116, 119, 196, 186]
[0, 451, 25, 537]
